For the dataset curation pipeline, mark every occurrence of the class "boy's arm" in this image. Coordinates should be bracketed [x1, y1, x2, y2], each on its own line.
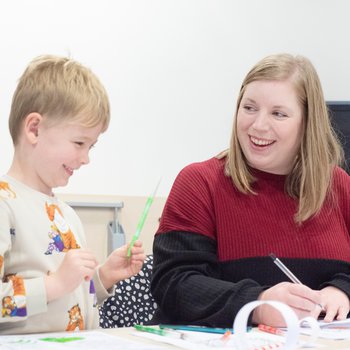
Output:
[98, 241, 145, 292]
[45, 248, 98, 302]
[0, 203, 47, 321]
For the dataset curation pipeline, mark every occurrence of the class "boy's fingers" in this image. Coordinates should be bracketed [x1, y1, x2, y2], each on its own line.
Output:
[132, 240, 143, 247]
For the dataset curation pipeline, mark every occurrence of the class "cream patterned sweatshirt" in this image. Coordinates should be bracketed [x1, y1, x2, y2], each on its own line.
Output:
[0, 175, 111, 334]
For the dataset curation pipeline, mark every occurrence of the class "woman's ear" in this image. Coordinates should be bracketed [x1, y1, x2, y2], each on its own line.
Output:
[24, 113, 42, 144]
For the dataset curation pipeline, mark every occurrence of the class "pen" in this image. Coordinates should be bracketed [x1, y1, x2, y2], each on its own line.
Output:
[127, 179, 161, 257]
[269, 253, 302, 284]
[269, 253, 324, 310]
[159, 324, 235, 334]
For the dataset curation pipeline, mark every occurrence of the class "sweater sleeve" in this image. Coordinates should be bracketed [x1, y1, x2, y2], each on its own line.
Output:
[319, 167, 350, 298]
[152, 232, 264, 327]
[0, 201, 47, 322]
[93, 267, 114, 305]
[151, 164, 264, 327]
[157, 163, 216, 239]
[334, 166, 350, 235]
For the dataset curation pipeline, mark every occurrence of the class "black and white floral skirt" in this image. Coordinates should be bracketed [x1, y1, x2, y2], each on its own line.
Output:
[99, 255, 158, 328]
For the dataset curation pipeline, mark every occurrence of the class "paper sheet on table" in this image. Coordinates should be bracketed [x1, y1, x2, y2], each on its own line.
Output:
[134, 301, 321, 350]
[0, 331, 164, 350]
[133, 330, 286, 350]
[300, 317, 350, 340]
[318, 318, 350, 329]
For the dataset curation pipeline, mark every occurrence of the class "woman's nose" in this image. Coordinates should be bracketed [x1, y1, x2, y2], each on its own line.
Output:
[252, 111, 269, 131]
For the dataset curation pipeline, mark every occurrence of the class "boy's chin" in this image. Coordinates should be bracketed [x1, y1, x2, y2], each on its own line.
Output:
[54, 179, 70, 188]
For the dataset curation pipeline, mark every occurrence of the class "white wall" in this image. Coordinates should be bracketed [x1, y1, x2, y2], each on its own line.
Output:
[1, 0, 350, 197]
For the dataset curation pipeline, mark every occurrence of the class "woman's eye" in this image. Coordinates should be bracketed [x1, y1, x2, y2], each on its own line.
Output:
[75, 142, 84, 147]
[273, 111, 288, 119]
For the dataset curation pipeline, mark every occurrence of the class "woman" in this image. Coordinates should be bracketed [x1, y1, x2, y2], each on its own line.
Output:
[151, 53, 350, 327]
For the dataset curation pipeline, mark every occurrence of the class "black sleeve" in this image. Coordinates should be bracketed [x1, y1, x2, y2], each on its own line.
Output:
[151, 231, 264, 328]
[320, 273, 350, 300]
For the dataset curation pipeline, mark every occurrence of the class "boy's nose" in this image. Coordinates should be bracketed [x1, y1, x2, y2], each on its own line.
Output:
[80, 152, 90, 165]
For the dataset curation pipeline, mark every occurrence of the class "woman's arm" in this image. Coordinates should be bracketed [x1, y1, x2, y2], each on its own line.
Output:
[151, 231, 264, 327]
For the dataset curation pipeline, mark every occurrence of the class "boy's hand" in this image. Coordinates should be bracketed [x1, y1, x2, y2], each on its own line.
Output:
[45, 249, 98, 302]
[99, 240, 146, 290]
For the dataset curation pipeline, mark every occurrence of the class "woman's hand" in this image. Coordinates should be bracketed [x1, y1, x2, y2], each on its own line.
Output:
[252, 282, 323, 327]
[314, 286, 350, 322]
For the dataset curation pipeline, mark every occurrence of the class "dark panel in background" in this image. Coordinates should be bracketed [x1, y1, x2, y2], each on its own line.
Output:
[327, 101, 350, 174]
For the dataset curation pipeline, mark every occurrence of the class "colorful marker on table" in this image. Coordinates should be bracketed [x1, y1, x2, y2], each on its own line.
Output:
[127, 179, 161, 257]
[39, 336, 84, 343]
[134, 324, 184, 339]
[134, 324, 232, 345]
[159, 324, 236, 334]
[258, 324, 285, 336]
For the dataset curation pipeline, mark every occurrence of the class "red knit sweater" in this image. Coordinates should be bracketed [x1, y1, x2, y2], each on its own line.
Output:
[151, 157, 350, 327]
[158, 157, 350, 262]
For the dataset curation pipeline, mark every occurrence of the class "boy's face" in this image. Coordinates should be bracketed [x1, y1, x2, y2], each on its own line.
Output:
[32, 120, 103, 195]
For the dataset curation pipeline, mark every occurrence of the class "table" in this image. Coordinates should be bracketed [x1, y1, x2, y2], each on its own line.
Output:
[100, 326, 350, 349]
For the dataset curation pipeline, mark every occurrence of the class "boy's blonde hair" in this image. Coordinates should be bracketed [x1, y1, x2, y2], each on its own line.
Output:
[219, 53, 343, 223]
[9, 55, 110, 145]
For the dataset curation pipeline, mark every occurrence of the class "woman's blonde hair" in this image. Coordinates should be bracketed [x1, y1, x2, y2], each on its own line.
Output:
[9, 55, 110, 145]
[219, 53, 343, 223]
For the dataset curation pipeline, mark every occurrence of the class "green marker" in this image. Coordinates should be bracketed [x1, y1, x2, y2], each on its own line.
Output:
[127, 179, 161, 257]
[134, 324, 183, 339]
[39, 336, 84, 343]
[134, 324, 168, 336]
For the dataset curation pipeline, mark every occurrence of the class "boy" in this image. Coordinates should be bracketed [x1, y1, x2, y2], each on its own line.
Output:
[0, 55, 145, 334]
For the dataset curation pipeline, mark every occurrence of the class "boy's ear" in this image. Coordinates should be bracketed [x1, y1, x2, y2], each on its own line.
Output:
[24, 113, 42, 144]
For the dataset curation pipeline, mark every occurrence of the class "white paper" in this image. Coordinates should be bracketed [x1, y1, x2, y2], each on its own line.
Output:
[134, 300, 308, 350]
[301, 317, 350, 340]
[318, 317, 350, 329]
[233, 300, 300, 350]
[133, 329, 287, 350]
[0, 331, 163, 350]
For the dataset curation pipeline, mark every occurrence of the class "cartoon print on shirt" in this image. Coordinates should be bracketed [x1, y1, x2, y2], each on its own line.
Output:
[0, 181, 16, 200]
[2, 274, 27, 317]
[66, 304, 84, 331]
[45, 203, 80, 254]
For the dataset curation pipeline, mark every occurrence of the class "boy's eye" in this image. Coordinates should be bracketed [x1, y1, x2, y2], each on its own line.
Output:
[243, 105, 257, 112]
[74, 141, 96, 149]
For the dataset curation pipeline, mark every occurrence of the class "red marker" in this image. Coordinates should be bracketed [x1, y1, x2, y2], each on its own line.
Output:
[258, 324, 285, 336]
